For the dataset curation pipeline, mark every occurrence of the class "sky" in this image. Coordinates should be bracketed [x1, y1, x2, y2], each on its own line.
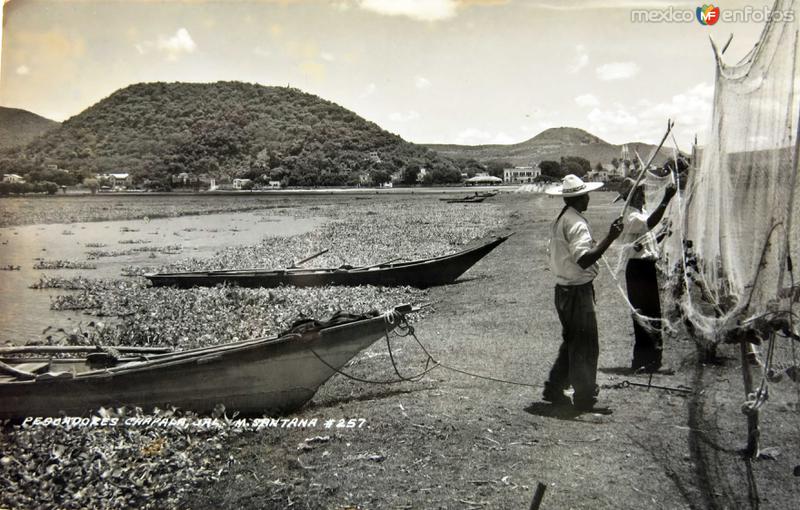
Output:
[0, 0, 774, 149]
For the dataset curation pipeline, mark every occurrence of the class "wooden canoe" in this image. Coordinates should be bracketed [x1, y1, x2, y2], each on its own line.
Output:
[0, 305, 413, 419]
[145, 233, 513, 289]
[440, 191, 497, 203]
[440, 195, 486, 203]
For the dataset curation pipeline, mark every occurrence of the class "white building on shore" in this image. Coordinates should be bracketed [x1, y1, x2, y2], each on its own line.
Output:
[503, 166, 540, 184]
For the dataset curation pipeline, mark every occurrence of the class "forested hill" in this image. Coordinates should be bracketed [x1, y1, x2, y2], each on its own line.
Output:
[0, 107, 59, 151]
[5, 82, 459, 186]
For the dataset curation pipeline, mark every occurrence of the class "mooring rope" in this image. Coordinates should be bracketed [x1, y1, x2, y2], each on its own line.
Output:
[309, 312, 539, 389]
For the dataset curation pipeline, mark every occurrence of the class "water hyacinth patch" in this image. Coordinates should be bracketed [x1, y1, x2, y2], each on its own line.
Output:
[48, 280, 427, 349]
[33, 260, 97, 270]
[86, 246, 182, 259]
[30, 275, 116, 290]
[0, 407, 237, 510]
[118, 239, 151, 245]
[155, 201, 506, 274]
[0, 195, 302, 228]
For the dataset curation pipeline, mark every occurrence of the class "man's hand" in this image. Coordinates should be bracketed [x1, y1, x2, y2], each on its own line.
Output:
[608, 217, 624, 240]
[577, 217, 624, 269]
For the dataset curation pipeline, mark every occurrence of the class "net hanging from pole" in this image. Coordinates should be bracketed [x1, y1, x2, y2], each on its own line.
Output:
[668, 0, 798, 348]
[606, 0, 800, 353]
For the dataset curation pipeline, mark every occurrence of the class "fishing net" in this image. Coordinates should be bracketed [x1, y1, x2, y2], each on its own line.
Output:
[661, 0, 800, 354]
[604, 0, 800, 364]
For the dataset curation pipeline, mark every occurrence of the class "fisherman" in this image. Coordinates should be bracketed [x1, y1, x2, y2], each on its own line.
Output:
[615, 178, 677, 373]
[543, 175, 624, 413]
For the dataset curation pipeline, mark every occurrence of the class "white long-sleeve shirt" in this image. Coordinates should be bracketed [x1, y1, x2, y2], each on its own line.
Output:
[548, 206, 599, 286]
[621, 208, 658, 261]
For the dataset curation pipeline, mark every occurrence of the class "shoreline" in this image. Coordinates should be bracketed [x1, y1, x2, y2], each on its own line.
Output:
[1, 193, 797, 509]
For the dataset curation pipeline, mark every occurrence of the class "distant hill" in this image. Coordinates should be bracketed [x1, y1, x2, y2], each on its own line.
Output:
[424, 127, 676, 168]
[6, 82, 459, 186]
[0, 107, 59, 150]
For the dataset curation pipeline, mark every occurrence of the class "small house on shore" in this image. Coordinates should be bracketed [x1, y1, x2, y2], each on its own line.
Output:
[232, 178, 253, 190]
[2, 174, 24, 184]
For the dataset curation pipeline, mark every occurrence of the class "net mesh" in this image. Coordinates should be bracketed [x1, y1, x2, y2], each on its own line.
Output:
[606, 1, 800, 361]
[664, 0, 799, 350]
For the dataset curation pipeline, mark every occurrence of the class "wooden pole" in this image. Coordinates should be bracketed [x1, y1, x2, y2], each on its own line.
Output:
[721, 33, 734, 55]
[291, 248, 330, 268]
[530, 482, 547, 510]
[740, 339, 760, 457]
[352, 257, 403, 271]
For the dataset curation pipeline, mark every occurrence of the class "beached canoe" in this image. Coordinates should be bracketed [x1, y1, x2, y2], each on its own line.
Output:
[145, 233, 513, 289]
[440, 191, 497, 203]
[0, 305, 414, 419]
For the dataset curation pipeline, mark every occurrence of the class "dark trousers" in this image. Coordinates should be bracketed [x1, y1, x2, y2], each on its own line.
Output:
[625, 258, 663, 370]
[546, 282, 599, 405]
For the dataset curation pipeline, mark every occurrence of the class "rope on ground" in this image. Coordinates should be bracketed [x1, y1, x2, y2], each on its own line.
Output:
[307, 314, 439, 385]
[309, 313, 540, 389]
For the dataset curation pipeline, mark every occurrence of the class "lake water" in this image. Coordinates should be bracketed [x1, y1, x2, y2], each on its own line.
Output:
[0, 211, 323, 344]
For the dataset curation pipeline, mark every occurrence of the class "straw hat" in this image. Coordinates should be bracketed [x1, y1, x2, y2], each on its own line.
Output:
[545, 174, 604, 197]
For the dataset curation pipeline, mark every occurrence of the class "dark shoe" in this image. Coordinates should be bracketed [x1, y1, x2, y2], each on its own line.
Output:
[542, 386, 571, 406]
[631, 358, 647, 371]
[634, 360, 670, 374]
[576, 405, 613, 415]
[573, 401, 613, 415]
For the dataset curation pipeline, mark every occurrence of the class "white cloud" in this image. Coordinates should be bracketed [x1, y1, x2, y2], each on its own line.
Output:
[320, 52, 335, 62]
[596, 62, 639, 81]
[574, 93, 599, 107]
[583, 82, 714, 147]
[389, 110, 420, 122]
[16, 65, 30, 75]
[158, 28, 196, 60]
[359, 0, 458, 21]
[414, 76, 431, 89]
[455, 128, 515, 145]
[136, 28, 196, 61]
[568, 44, 588, 73]
[637, 82, 713, 145]
[639, 83, 712, 120]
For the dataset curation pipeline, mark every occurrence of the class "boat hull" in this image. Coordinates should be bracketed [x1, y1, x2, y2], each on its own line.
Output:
[146, 234, 511, 289]
[0, 313, 396, 419]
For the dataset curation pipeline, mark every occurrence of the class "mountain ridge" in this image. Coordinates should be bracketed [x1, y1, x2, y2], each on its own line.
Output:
[424, 126, 675, 168]
[0, 107, 59, 151]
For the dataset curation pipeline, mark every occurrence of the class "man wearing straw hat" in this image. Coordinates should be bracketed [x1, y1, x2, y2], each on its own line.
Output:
[543, 174, 624, 413]
[616, 178, 677, 373]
